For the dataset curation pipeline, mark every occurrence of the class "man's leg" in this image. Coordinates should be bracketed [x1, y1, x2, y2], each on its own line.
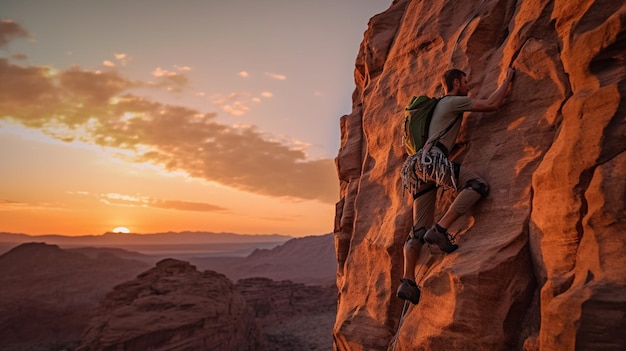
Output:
[439, 166, 488, 227]
[425, 166, 488, 252]
[402, 188, 435, 280]
[398, 185, 435, 304]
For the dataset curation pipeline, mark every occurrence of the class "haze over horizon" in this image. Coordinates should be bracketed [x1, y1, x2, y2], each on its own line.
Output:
[0, 1, 390, 237]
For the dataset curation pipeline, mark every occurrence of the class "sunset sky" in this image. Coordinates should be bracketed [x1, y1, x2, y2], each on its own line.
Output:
[0, 1, 389, 236]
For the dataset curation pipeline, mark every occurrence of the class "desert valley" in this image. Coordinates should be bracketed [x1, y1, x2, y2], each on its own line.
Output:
[0, 232, 337, 351]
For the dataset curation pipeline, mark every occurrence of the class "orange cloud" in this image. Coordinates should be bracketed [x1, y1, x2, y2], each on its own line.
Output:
[0, 20, 30, 48]
[11, 53, 27, 60]
[113, 53, 130, 66]
[265, 72, 287, 80]
[0, 199, 63, 211]
[96, 193, 227, 212]
[0, 58, 337, 203]
[174, 65, 191, 72]
[149, 67, 188, 92]
[0, 199, 29, 210]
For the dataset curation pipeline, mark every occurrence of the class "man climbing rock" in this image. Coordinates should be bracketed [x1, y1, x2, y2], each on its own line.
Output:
[396, 67, 515, 304]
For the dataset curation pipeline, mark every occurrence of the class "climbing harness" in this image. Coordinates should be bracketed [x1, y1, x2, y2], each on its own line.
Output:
[417, 147, 458, 191]
[401, 111, 462, 198]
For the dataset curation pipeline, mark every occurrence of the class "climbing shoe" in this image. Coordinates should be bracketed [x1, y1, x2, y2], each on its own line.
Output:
[396, 278, 421, 304]
[424, 225, 458, 253]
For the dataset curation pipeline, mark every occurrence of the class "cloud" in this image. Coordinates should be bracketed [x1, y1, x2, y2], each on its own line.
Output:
[97, 193, 227, 212]
[113, 53, 130, 66]
[0, 58, 337, 203]
[239, 71, 249, 78]
[211, 92, 258, 117]
[103, 60, 115, 68]
[0, 199, 29, 210]
[150, 66, 188, 92]
[11, 53, 28, 60]
[0, 20, 30, 48]
[222, 101, 250, 116]
[174, 65, 191, 72]
[0, 198, 64, 211]
[265, 72, 287, 80]
[261, 91, 273, 98]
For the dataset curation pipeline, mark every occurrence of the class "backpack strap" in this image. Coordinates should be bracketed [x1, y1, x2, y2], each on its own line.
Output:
[422, 112, 462, 157]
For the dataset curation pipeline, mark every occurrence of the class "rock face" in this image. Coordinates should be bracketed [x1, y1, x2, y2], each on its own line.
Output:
[334, 1, 626, 350]
[77, 259, 263, 351]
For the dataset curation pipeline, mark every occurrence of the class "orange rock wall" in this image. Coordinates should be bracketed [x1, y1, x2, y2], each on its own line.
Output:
[333, 0, 626, 350]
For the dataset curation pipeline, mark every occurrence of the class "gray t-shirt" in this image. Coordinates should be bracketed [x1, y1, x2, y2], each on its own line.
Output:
[429, 96, 473, 153]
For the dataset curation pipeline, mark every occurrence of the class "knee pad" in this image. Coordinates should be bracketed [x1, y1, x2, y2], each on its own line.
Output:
[405, 237, 422, 251]
[405, 227, 426, 250]
[464, 179, 489, 197]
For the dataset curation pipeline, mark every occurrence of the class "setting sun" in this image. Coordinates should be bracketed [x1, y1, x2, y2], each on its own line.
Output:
[112, 227, 130, 234]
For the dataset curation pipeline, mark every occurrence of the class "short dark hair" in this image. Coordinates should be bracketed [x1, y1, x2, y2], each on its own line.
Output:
[443, 69, 466, 91]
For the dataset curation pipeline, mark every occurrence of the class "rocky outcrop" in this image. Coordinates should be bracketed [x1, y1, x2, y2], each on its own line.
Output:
[77, 259, 263, 351]
[237, 277, 337, 351]
[334, 1, 626, 350]
[77, 259, 337, 351]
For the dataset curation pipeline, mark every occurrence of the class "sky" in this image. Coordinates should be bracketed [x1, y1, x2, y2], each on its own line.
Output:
[0, 0, 390, 236]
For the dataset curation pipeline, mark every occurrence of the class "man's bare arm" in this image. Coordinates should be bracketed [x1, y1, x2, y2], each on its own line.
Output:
[470, 68, 515, 112]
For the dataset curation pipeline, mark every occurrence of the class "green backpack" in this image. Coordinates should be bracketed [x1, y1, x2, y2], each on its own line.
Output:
[403, 95, 441, 155]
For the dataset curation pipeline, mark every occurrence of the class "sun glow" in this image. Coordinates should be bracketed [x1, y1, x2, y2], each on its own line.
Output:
[112, 226, 130, 233]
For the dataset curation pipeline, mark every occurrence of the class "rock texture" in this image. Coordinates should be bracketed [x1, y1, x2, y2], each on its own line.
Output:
[334, 1, 626, 350]
[77, 259, 262, 351]
[0, 242, 149, 350]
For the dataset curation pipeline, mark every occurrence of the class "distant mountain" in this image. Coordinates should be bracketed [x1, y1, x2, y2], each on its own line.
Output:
[0, 231, 293, 257]
[0, 231, 292, 245]
[191, 233, 337, 285]
[0, 242, 150, 350]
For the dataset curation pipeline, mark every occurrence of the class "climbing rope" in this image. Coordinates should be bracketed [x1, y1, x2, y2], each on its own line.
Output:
[391, 235, 459, 350]
[390, 249, 437, 351]
[391, 300, 411, 351]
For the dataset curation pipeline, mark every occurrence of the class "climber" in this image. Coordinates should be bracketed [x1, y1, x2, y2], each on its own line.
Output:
[396, 67, 515, 304]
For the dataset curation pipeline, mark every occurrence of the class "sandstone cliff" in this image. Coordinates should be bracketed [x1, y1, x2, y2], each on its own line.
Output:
[334, 1, 626, 350]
